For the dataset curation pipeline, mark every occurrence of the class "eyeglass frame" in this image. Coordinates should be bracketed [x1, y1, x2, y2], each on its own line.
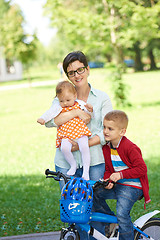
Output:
[67, 66, 87, 78]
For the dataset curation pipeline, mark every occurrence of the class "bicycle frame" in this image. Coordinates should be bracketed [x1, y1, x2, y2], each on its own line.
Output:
[77, 212, 118, 240]
[70, 207, 159, 240]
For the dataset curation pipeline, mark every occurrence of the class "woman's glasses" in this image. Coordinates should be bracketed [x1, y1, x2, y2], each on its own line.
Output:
[67, 67, 86, 78]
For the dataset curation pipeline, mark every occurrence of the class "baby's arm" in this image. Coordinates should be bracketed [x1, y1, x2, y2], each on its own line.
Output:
[37, 99, 62, 125]
[54, 108, 91, 126]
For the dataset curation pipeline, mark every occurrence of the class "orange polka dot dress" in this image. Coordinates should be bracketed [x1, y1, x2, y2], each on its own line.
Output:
[56, 101, 91, 148]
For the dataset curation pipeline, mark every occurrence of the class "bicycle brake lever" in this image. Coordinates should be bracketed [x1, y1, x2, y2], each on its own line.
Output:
[46, 176, 60, 181]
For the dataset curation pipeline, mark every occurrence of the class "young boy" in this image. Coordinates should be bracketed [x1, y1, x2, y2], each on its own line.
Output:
[93, 110, 150, 240]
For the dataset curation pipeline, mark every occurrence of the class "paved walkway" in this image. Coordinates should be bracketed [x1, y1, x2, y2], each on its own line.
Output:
[0, 79, 60, 91]
[0, 231, 61, 240]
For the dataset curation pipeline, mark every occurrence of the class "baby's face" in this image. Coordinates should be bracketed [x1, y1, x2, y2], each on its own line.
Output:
[58, 90, 76, 108]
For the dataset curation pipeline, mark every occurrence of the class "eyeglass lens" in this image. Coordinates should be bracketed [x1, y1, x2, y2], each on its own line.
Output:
[68, 67, 85, 77]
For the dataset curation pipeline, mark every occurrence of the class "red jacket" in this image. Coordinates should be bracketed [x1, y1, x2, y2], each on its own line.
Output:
[103, 136, 151, 205]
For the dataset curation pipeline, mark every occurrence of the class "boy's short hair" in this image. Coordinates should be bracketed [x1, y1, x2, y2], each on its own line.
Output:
[56, 81, 76, 96]
[104, 110, 128, 129]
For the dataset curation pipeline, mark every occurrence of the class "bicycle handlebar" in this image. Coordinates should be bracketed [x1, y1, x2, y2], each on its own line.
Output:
[45, 169, 113, 189]
[45, 169, 71, 184]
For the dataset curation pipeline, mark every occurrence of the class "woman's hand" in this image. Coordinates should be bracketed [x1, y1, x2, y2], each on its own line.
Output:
[68, 139, 79, 152]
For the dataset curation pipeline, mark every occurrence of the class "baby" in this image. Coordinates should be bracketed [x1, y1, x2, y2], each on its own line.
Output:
[37, 81, 93, 180]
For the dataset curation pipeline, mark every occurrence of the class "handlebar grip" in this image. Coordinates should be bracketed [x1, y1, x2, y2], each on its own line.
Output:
[103, 180, 110, 187]
[45, 169, 57, 176]
[45, 169, 50, 175]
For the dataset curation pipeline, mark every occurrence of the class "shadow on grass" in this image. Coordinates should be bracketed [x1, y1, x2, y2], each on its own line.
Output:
[0, 175, 63, 237]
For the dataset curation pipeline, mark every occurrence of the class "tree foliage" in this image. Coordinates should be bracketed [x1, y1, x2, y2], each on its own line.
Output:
[0, 0, 38, 65]
[42, 0, 160, 106]
[44, 0, 160, 69]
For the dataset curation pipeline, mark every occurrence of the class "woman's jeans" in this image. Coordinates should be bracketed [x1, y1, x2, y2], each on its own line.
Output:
[55, 163, 105, 240]
[55, 163, 105, 190]
[93, 184, 143, 240]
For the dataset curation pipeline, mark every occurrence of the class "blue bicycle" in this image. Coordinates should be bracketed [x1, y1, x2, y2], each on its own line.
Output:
[45, 169, 160, 240]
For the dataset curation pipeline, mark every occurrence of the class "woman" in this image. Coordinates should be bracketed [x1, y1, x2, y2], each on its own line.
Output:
[45, 51, 112, 186]
[45, 51, 112, 240]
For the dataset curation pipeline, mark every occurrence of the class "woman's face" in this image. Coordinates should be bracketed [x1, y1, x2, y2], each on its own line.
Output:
[67, 60, 89, 88]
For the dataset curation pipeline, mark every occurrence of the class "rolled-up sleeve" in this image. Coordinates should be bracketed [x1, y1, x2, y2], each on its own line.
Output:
[44, 98, 61, 128]
[45, 118, 57, 128]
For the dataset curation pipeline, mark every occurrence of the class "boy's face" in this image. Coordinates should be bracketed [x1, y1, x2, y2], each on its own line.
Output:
[103, 119, 125, 146]
[58, 90, 77, 108]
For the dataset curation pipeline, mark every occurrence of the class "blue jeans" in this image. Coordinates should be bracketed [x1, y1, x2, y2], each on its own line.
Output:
[55, 163, 105, 240]
[93, 184, 143, 240]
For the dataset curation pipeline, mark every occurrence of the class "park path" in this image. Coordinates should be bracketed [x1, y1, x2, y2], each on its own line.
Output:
[0, 79, 60, 91]
[0, 231, 60, 240]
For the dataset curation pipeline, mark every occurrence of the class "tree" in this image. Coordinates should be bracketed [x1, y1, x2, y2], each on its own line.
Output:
[43, 0, 160, 106]
[44, 0, 160, 68]
[0, 1, 38, 67]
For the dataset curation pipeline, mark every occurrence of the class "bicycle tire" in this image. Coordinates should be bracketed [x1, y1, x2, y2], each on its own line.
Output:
[134, 217, 160, 240]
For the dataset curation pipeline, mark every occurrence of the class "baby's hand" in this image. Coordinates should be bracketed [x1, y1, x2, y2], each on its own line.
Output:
[37, 118, 45, 125]
[85, 103, 93, 113]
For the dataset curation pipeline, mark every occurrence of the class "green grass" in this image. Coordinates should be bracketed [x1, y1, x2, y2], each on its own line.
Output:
[0, 67, 160, 237]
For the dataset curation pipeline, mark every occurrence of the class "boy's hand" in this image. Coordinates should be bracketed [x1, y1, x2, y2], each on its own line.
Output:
[104, 179, 114, 189]
[85, 103, 93, 113]
[109, 172, 121, 182]
[37, 118, 45, 125]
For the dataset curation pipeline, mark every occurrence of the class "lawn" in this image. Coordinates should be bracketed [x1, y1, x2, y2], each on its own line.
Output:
[0, 67, 160, 237]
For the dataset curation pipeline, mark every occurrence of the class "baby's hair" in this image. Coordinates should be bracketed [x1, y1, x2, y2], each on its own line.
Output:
[104, 110, 128, 129]
[56, 81, 76, 97]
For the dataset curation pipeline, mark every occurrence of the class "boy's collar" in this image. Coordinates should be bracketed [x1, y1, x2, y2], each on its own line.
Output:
[109, 137, 123, 149]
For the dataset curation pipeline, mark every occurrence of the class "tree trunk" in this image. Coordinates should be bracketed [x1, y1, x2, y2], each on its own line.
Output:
[133, 43, 143, 71]
[102, 0, 124, 65]
[148, 49, 157, 70]
[105, 54, 112, 62]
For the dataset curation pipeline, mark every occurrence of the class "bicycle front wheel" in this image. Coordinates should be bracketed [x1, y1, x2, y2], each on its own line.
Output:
[134, 218, 160, 240]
